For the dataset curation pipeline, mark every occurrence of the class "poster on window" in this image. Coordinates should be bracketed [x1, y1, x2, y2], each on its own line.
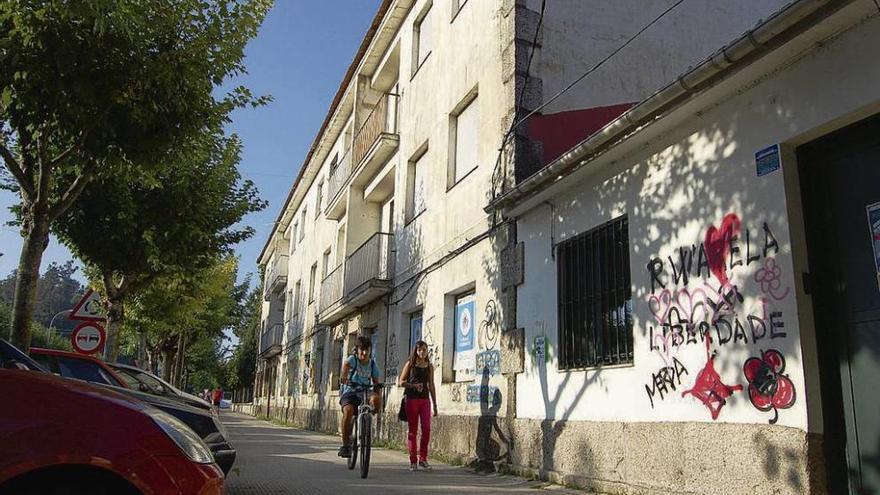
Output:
[868, 202, 880, 293]
[410, 314, 423, 351]
[454, 294, 476, 371]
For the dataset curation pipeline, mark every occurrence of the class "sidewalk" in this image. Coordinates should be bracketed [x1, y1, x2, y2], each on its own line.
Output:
[222, 411, 589, 494]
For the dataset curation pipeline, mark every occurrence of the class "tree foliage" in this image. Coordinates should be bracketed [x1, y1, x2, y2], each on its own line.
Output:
[226, 282, 261, 390]
[0, 0, 272, 350]
[0, 261, 83, 330]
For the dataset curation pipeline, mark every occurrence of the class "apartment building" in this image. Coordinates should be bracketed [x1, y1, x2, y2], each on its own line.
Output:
[488, 1, 880, 494]
[251, 0, 805, 492]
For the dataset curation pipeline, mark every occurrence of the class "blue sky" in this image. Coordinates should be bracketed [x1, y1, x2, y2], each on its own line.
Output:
[0, 1, 382, 292]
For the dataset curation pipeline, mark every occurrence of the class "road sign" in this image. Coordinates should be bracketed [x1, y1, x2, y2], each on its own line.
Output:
[69, 289, 105, 321]
[71, 322, 105, 355]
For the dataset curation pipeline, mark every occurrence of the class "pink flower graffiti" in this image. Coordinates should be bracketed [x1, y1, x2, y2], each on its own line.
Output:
[743, 349, 796, 424]
[753, 258, 790, 301]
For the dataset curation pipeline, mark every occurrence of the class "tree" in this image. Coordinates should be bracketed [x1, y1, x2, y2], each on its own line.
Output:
[55, 129, 265, 359]
[124, 257, 245, 387]
[0, 0, 272, 350]
[0, 261, 83, 330]
[226, 282, 261, 391]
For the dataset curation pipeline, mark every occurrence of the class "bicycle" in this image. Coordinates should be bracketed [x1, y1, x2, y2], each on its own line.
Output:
[345, 383, 383, 478]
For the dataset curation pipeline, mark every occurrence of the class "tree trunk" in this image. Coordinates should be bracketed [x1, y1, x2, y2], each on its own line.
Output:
[162, 345, 175, 382]
[10, 214, 50, 351]
[173, 332, 187, 387]
[102, 297, 124, 361]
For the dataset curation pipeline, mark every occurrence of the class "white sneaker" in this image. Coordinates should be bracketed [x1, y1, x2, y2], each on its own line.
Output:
[409, 463, 418, 471]
[418, 461, 432, 471]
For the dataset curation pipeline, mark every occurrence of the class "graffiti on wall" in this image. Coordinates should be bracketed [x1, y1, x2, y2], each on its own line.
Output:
[645, 357, 689, 408]
[478, 299, 500, 351]
[643, 213, 796, 421]
[743, 349, 796, 424]
[467, 384, 501, 407]
[475, 349, 501, 376]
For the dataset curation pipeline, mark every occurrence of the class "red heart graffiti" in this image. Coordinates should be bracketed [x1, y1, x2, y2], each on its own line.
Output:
[704, 214, 742, 285]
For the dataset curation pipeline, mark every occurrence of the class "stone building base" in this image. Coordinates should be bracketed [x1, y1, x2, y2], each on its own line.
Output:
[246, 401, 825, 495]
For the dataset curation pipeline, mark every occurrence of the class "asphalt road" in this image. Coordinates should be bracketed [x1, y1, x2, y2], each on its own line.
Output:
[221, 411, 582, 495]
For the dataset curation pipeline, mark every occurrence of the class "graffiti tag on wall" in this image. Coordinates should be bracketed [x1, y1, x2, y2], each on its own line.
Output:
[467, 384, 501, 406]
[475, 350, 501, 376]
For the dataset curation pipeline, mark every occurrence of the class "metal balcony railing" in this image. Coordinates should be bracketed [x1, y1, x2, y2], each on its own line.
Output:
[353, 93, 399, 167]
[319, 263, 344, 314]
[260, 323, 284, 355]
[263, 254, 289, 300]
[344, 232, 394, 294]
[326, 150, 352, 211]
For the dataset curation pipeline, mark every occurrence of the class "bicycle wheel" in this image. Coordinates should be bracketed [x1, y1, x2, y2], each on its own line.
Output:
[347, 419, 358, 470]
[359, 414, 371, 479]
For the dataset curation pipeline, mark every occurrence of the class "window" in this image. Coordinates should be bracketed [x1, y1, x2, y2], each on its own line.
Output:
[292, 222, 298, 250]
[57, 357, 119, 386]
[330, 338, 344, 391]
[410, 311, 423, 351]
[452, 292, 476, 381]
[406, 145, 428, 222]
[315, 180, 323, 218]
[293, 281, 302, 317]
[557, 215, 633, 369]
[301, 352, 311, 394]
[322, 249, 331, 278]
[449, 94, 479, 187]
[299, 209, 307, 241]
[412, 3, 433, 75]
[308, 263, 317, 303]
[314, 343, 325, 393]
[288, 351, 300, 396]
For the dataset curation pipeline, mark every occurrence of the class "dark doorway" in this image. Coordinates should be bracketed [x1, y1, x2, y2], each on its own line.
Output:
[799, 113, 880, 494]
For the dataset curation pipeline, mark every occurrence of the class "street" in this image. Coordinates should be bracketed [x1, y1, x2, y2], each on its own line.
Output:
[222, 412, 581, 494]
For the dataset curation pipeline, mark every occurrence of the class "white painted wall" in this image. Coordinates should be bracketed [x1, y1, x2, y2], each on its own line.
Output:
[515, 10, 880, 432]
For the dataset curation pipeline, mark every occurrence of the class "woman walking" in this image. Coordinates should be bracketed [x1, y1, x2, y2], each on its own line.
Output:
[398, 340, 437, 471]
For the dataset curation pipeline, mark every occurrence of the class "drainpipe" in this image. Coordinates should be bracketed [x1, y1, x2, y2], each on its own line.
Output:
[486, 0, 860, 213]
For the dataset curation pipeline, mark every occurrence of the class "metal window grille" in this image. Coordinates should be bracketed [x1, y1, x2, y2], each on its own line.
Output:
[557, 215, 633, 369]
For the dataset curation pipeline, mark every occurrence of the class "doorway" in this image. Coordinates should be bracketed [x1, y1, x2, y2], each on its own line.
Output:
[799, 113, 880, 494]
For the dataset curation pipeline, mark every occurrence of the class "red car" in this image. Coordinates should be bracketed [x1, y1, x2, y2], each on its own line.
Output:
[0, 339, 224, 494]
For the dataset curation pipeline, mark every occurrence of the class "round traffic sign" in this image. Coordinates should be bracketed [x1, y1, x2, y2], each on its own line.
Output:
[71, 322, 106, 354]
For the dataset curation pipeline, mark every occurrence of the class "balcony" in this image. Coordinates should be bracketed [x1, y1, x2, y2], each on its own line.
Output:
[324, 93, 399, 220]
[325, 150, 352, 220]
[259, 323, 283, 357]
[318, 232, 394, 325]
[263, 254, 289, 301]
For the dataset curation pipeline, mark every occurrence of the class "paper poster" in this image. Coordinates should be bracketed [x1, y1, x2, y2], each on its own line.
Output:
[453, 294, 476, 371]
[868, 202, 880, 292]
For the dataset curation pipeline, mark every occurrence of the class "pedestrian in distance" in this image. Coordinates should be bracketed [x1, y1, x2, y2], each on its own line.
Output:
[398, 340, 437, 471]
[211, 387, 223, 413]
[337, 335, 382, 458]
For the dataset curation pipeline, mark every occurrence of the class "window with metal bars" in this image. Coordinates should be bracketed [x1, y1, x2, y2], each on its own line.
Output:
[556, 215, 633, 370]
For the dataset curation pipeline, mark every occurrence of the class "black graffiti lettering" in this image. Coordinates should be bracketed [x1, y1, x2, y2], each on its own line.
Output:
[669, 247, 693, 286]
[763, 222, 780, 257]
[746, 228, 761, 265]
[648, 258, 666, 294]
[729, 234, 743, 270]
[714, 317, 733, 345]
[770, 311, 786, 338]
[645, 358, 689, 408]
[733, 317, 749, 344]
[748, 314, 767, 342]
[697, 243, 710, 279]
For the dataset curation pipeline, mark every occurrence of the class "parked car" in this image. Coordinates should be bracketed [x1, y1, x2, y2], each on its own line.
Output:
[0, 339, 224, 494]
[108, 362, 213, 412]
[29, 348, 236, 474]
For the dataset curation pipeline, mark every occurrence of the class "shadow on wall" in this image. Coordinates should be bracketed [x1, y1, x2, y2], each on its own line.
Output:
[509, 84, 854, 493]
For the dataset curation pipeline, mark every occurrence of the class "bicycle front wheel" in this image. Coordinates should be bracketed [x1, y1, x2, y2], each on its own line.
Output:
[359, 414, 372, 479]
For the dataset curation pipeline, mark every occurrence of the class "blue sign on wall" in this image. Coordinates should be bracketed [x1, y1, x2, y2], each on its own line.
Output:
[454, 294, 476, 370]
[756, 144, 781, 177]
[410, 313, 423, 351]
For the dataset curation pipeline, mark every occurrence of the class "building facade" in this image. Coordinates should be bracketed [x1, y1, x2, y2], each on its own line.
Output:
[491, 1, 880, 494]
[243, 0, 854, 493]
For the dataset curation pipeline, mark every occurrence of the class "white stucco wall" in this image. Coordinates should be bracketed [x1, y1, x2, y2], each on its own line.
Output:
[515, 8, 880, 432]
[532, 0, 791, 112]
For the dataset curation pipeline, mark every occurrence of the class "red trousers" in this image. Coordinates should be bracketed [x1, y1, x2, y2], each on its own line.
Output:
[405, 398, 431, 463]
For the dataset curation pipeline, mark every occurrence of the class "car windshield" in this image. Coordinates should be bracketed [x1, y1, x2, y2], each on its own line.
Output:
[56, 356, 120, 386]
[0, 339, 47, 372]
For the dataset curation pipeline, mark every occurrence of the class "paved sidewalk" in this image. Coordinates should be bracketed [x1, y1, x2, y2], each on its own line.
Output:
[222, 411, 583, 495]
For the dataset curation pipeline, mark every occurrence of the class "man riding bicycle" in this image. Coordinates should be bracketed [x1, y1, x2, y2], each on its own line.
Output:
[338, 335, 382, 458]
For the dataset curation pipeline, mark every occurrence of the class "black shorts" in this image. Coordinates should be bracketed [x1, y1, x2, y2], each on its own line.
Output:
[339, 389, 377, 409]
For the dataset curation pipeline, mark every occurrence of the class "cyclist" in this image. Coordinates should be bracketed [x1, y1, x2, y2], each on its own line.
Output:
[338, 335, 382, 458]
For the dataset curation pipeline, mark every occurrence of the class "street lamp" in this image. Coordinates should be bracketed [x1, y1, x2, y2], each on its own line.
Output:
[48, 309, 72, 338]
